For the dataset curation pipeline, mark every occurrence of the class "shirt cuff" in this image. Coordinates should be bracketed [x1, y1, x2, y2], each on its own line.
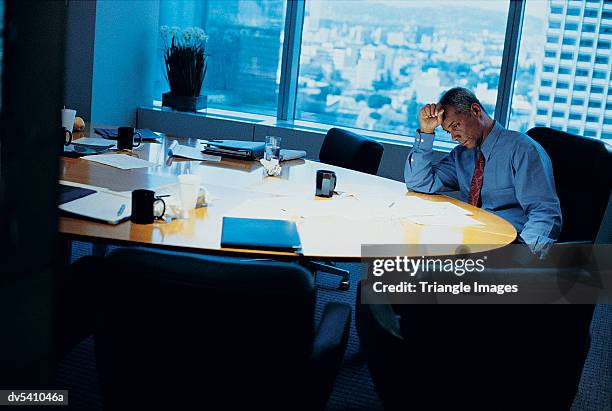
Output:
[414, 130, 435, 150]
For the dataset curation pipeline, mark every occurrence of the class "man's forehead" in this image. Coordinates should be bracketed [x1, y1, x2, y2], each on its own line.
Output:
[441, 106, 458, 128]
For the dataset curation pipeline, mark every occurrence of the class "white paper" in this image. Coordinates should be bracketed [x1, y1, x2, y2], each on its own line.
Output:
[168, 141, 222, 162]
[81, 153, 156, 169]
[72, 137, 117, 148]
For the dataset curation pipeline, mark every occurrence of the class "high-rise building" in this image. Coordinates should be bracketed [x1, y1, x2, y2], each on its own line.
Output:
[532, 0, 612, 141]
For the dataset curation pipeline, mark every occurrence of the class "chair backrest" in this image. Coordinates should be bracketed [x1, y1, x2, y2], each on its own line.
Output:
[95, 248, 316, 410]
[319, 127, 384, 175]
[526, 127, 612, 243]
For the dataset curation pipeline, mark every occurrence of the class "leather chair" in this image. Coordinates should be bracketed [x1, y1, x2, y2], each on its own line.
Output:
[526, 127, 612, 243]
[92, 248, 351, 411]
[357, 202, 612, 410]
[319, 127, 384, 175]
[313, 128, 384, 289]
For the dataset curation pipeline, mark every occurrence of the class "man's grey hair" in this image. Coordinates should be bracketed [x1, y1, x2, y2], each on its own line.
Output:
[439, 87, 487, 114]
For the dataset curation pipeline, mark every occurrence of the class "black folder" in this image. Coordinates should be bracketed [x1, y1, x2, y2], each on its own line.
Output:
[221, 217, 301, 252]
[203, 140, 265, 160]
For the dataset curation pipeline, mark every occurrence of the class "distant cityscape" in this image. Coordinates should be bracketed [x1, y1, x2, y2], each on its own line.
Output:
[157, 0, 611, 143]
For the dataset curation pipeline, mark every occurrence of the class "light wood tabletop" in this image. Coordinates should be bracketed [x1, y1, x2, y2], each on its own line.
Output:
[59, 133, 517, 260]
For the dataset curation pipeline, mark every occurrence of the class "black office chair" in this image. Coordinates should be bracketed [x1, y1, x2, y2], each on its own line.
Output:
[312, 128, 384, 289]
[319, 127, 384, 175]
[357, 201, 612, 410]
[93, 248, 351, 411]
[526, 127, 612, 243]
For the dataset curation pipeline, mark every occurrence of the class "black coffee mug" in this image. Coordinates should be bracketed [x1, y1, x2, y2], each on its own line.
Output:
[131, 189, 166, 224]
[63, 127, 73, 146]
[117, 127, 142, 150]
[316, 170, 337, 198]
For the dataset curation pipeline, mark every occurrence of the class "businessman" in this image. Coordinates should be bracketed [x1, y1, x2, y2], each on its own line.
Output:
[405, 87, 562, 246]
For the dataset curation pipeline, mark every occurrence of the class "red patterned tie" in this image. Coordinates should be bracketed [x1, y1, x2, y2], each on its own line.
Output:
[468, 150, 485, 207]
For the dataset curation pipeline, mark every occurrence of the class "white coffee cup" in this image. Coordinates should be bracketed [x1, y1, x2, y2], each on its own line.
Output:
[61, 108, 77, 131]
[178, 174, 201, 218]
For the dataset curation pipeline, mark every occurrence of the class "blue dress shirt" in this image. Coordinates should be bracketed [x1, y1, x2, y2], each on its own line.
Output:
[404, 121, 562, 245]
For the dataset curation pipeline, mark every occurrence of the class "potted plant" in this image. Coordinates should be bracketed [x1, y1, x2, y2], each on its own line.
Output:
[160, 25, 209, 112]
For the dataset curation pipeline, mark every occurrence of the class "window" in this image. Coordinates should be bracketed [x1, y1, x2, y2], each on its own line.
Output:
[565, 22, 578, 31]
[586, 115, 599, 123]
[155, 0, 287, 116]
[582, 24, 596, 33]
[558, 67, 571, 75]
[577, 53, 591, 62]
[510, 0, 611, 141]
[574, 84, 587, 92]
[567, 127, 580, 135]
[604, 117, 612, 125]
[562, 37, 576, 46]
[154, 0, 612, 145]
[597, 40, 611, 50]
[606, 102, 612, 110]
[576, 69, 589, 76]
[295, 0, 510, 139]
[584, 129, 597, 137]
[603, 11, 612, 20]
[593, 71, 607, 79]
[588, 100, 601, 109]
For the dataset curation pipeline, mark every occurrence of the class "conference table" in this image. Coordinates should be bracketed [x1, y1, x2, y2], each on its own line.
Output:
[59, 133, 517, 260]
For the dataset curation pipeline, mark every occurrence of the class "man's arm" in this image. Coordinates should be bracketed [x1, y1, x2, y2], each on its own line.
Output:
[404, 132, 459, 193]
[404, 103, 459, 193]
[513, 142, 562, 246]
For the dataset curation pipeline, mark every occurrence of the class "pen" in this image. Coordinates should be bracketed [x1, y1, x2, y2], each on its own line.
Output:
[388, 201, 395, 208]
[117, 204, 126, 216]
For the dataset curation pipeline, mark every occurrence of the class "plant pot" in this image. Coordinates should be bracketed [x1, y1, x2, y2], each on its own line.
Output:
[162, 93, 207, 112]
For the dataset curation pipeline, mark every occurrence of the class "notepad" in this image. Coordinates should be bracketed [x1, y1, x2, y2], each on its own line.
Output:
[58, 181, 131, 224]
[81, 154, 156, 169]
[221, 217, 302, 252]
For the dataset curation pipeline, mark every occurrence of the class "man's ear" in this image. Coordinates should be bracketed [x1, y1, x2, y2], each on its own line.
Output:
[471, 103, 482, 117]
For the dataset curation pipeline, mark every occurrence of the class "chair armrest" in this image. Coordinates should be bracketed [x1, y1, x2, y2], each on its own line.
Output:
[306, 302, 351, 410]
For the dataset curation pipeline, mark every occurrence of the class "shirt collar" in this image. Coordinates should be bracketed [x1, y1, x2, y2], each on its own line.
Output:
[479, 120, 502, 160]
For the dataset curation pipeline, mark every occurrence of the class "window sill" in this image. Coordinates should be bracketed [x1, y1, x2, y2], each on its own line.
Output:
[145, 103, 456, 153]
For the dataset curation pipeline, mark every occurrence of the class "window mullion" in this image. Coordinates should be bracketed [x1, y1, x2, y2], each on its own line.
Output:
[495, 0, 526, 128]
[277, 0, 305, 121]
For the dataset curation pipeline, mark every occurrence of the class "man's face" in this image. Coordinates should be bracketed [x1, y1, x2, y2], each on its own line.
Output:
[441, 105, 485, 149]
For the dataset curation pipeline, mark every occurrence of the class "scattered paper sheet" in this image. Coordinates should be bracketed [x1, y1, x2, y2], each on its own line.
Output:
[72, 137, 117, 148]
[406, 215, 484, 226]
[81, 153, 156, 169]
[167, 141, 222, 162]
